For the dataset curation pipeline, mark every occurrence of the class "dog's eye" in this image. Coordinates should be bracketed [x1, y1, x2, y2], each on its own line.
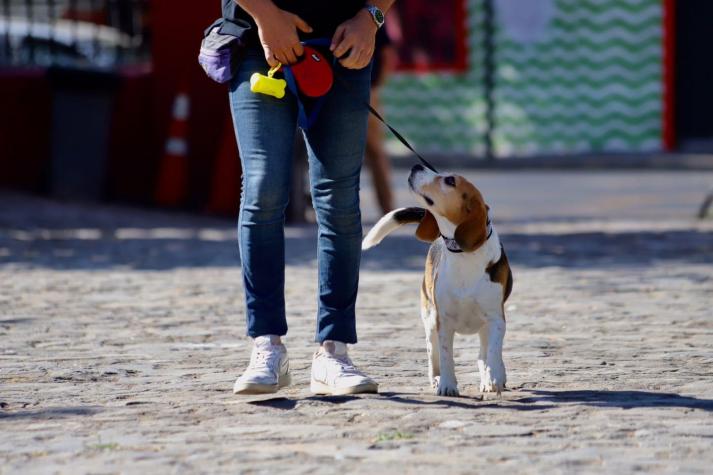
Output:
[444, 176, 456, 187]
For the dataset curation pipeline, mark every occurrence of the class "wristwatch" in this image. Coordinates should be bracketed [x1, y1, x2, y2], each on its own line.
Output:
[365, 5, 385, 29]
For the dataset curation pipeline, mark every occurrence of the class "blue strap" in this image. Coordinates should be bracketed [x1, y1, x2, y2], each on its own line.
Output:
[302, 38, 332, 48]
[283, 67, 329, 130]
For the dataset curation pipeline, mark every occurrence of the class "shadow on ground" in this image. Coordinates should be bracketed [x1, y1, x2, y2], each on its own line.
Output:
[0, 406, 102, 420]
[244, 389, 713, 412]
[2, 227, 712, 271]
[2, 191, 712, 270]
[516, 389, 713, 411]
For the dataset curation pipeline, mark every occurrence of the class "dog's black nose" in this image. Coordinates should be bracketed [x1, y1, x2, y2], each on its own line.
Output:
[411, 164, 424, 173]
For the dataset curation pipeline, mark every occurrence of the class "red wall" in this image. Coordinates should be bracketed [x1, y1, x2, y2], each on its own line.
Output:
[105, 66, 158, 204]
[0, 69, 52, 192]
[150, 0, 236, 210]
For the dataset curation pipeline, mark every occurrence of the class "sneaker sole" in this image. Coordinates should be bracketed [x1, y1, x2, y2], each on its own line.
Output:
[233, 373, 291, 395]
[310, 379, 378, 396]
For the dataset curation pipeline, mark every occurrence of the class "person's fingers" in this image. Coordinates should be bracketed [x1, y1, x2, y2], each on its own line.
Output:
[366, 47, 375, 65]
[340, 48, 361, 69]
[283, 47, 298, 64]
[356, 49, 370, 69]
[330, 25, 346, 51]
[352, 50, 366, 69]
[292, 14, 313, 33]
[333, 32, 354, 58]
[274, 51, 290, 66]
[292, 42, 304, 59]
[363, 47, 375, 67]
[356, 48, 372, 68]
[337, 48, 353, 68]
[356, 55, 368, 69]
[264, 47, 278, 68]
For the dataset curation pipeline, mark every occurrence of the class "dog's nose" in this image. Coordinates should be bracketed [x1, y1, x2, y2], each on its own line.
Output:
[411, 164, 424, 173]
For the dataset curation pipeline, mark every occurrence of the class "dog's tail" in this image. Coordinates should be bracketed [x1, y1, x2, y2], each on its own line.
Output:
[362, 207, 426, 250]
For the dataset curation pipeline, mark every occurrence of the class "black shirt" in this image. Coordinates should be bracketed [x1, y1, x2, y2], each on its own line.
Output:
[222, 0, 366, 46]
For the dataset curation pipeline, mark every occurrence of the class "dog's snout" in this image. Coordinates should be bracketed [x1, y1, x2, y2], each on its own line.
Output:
[408, 165, 424, 190]
[408, 164, 424, 190]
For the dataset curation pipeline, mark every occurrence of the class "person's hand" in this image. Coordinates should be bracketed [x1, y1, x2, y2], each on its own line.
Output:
[330, 9, 378, 69]
[254, 4, 313, 67]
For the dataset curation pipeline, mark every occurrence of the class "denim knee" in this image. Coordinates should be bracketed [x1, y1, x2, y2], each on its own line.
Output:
[240, 178, 290, 226]
[312, 187, 361, 236]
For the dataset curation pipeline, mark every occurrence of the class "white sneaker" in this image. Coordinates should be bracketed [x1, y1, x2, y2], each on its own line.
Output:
[310, 341, 378, 395]
[233, 335, 291, 395]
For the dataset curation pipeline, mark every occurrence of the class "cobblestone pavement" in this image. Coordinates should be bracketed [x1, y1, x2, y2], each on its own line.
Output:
[1, 171, 713, 474]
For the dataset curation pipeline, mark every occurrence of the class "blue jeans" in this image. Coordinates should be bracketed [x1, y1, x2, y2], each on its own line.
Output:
[228, 49, 371, 344]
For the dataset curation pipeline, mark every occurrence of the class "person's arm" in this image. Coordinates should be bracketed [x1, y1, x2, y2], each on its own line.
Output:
[331, 1, 398, 70]
[236, 0, 313, 66]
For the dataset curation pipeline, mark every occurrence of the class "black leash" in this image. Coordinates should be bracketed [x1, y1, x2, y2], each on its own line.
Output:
[361, 98, 439, 173]
[333, 73, 439, 174]
[279, 39, 440, 173]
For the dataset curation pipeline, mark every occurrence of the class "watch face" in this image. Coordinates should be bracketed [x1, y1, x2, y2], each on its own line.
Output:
[374, 9, 385, 24]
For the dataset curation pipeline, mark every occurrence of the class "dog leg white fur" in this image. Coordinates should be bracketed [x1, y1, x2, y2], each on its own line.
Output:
[477, 329, 489, 393]
[436, 325, 459, 396]
[422, 310, 440, 388]
[479, 317, 506, 395]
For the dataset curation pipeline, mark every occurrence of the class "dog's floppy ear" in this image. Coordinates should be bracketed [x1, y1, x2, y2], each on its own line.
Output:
[454, 198, 488, 252]
[454, 218, 487, 252]
[415, 210, 439, 242]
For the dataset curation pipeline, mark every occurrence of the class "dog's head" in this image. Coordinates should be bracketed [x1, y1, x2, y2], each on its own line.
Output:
[408, 165, 490, 252]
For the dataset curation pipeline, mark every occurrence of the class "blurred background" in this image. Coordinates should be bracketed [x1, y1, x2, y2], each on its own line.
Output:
[1, 0, 712, 219]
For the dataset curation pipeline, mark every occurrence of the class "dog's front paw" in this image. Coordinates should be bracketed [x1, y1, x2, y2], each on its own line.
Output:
[436, 378, 459, 397]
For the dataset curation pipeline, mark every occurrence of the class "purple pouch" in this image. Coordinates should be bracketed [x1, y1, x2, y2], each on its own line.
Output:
[198, 26, 243, 84]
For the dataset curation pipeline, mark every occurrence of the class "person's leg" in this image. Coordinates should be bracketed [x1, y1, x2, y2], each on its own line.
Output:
[228, 51, 298, 339]
[302, 62, 372, 345]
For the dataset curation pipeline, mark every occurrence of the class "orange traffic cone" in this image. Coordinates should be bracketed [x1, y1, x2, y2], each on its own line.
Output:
[155, 82, 190, 206]
[206, 121, 241, 215]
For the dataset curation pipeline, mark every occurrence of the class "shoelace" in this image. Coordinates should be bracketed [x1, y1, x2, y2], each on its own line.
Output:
[320, 352, 362, 376]
[251, 349, 281, 372]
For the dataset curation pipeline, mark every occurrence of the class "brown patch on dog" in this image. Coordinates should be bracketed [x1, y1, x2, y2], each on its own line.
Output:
[487, 245, 513, 304]
[415, 210, 440, 242]
[421, 243, 442, 329]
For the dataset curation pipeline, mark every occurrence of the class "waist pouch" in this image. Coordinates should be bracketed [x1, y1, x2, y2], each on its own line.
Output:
[200, 29, 338, 130]
[283, 38, 335, 129]
[198, 18, 248, 84]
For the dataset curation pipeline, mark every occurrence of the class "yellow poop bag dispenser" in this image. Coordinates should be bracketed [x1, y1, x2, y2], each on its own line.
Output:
[250, 63, 286, 99]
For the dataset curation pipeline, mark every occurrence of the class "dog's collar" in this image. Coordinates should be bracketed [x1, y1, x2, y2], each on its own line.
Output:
[442, 236, 464, 253]
[441, 217, 493, 254]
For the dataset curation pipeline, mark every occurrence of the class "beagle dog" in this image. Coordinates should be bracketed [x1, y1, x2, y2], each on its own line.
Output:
[362, 165, 513, 397]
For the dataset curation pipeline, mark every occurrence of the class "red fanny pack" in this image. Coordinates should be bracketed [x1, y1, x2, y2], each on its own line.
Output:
[288, 45, 334, 98]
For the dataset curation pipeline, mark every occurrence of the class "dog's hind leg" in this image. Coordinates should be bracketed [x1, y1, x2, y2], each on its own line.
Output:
[477, 329, 489, 393]
[435, 325, 458, 397]
[479, 316, 506, 395]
